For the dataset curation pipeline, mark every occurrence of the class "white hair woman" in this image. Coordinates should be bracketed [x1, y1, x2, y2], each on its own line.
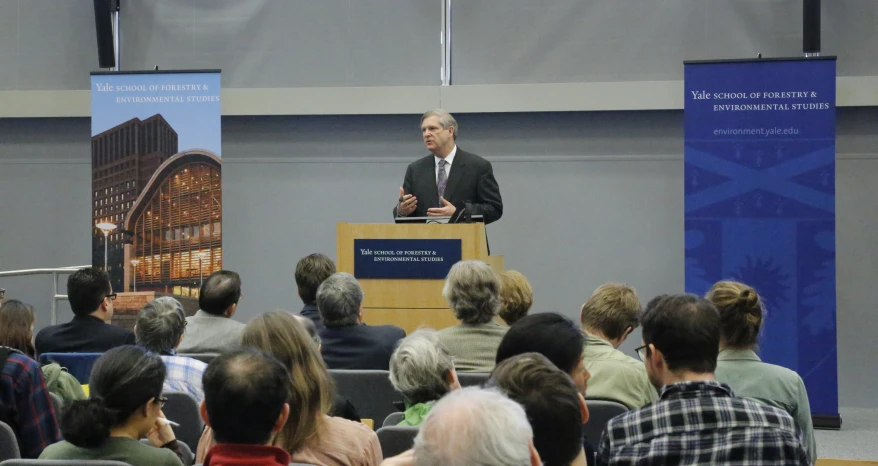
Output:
[389, 330, 461, 426]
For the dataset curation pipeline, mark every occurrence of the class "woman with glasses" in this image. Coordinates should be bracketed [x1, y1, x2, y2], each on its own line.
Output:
[40, 345, 186, 466]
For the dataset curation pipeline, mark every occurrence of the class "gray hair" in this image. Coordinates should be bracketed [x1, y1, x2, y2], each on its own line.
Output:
[413, 387, 534, 466]
[421, 109, 459, 141]
[316, 272, 364, 328]
[136, 296, 186, 354]
[291, 313, 322, 347]
[389, 330, 456, 404]
[442, 261, 501, 324]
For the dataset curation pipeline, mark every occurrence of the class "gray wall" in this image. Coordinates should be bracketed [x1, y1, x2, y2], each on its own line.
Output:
[3, 110, 876, 408]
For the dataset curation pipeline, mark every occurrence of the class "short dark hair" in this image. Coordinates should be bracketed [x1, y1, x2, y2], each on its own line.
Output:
[642, 294, 720, 374]
[295, 254, 336, 305]
[203, 348, 290, 445]
[199, 270, 242, 316]
[488, 353, 583, 466]
[496, 312, 584, 375]
[67, 267, 112, 316]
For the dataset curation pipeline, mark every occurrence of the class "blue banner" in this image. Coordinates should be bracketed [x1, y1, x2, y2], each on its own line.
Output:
[354, 239, 462, 279]
[684, 59, 837, 417]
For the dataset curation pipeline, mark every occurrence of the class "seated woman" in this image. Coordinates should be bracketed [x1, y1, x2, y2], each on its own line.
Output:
[39, 345, 185, 466]
[497, 270, 534, 326]
[0, 300, 85, 402]
[196, 311, 382, 466]
[436, 261, 507, 372]
[389, 329, 461, 426]
[707, 280, 816, 462]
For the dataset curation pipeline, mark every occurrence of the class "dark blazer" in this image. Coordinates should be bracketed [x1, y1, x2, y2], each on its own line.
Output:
[319, 323, 406, 370]
[299, 303, 325, 333]
[393, 149, 503, 224]
[34, 315, 135, 355]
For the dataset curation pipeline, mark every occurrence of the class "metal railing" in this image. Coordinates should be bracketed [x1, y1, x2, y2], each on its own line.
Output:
[0, 266, 90, 325]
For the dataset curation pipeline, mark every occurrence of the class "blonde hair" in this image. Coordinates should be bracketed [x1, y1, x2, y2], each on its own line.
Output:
[705, 280, 763, 349]
[242, 312, 334, 453]
[497, 271, 533, 326]
[580, 283, 642, 340]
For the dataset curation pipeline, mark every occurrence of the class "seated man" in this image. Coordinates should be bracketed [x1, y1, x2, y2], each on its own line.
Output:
[200, 348, 292, 466]
[136, 296, 207, 404]
[579, 283, 656, 408]
[0, 346, 62, 458]
[178, 270, 246, 354]
[35, 267, 135, 354]
[294, 253, 336, 332]
[597, 294, 810, 466]
[413, 386, 540, 466]
[317, 273, 405, 370]
[489, 353, 589, 466]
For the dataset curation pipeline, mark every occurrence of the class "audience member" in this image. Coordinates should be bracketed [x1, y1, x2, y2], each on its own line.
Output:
[497, 270, 533, 326]
[436, 261, 507, 372]
[199, 349, 292, 466]
[597, 294, 810, 466]
[295, 253, 337, 332]
[40, 345, 185, 466]
[318, 273, 405, 370]
[197, 311, 382, 466]
[488, 353, 588, 466]
[35, 267, 135, 354]
[0, 299, 85, 402]
[708, 280, 816, 462]
[389, 329, 461, 426]
[0, 341, 62, 458]
[413, 386, 541, 466]
[136, 296, 207, 404]
[579, 283, 656, 408]
[178, 270, 245, 353]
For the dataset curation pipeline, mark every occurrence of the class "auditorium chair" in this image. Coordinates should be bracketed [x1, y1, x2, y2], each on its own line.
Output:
[38, 353, 102, 385]
[328, 370, 403, 429]
[382, 412, 404, 427]
[456, 372, 489, 387]
[161, 391, 203, 452]
[0, 422, 19, 462]
[375, 426, 419, 459]
[583, 399, 628, 446]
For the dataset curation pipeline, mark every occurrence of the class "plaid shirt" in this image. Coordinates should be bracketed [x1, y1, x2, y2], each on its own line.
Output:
[0, 350, 62, 458]
[597, 381, 809, 466]
[161, 355, 207, 405]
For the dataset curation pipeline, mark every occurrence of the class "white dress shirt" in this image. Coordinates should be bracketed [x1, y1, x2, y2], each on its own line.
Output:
[434, 145, 457, 184]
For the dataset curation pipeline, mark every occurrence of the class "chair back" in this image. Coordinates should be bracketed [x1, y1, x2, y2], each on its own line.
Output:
[382, 412, 404, 427]
[329, 370, 402, 429]
[176, 353, 218, 365]
[48, 393, 64, 420]
[0, 422, 20, 462]
[456, 372, 489, 387]
[162, 391, 204, 453]
[375, 426, 419, 459]
[0, 461, 132, 465]
[38, 354, 102, 384]
[584, 399, 629, 445]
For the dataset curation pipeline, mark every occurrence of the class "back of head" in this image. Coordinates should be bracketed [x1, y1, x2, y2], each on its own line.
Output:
[496, 313, 584, 375]
[316, 272, 363, 328]
[580, 282, 642, 339]
[414, 386, 533, 466]
[498, 270, 533, 326]
[242, 311, 332, 451]
[442, 260, 501, 324]
[390, 329, 455, 404]
[641, 294, 720, 373]
[0, 300, 36, 358]
[295, 254, 336, 306]
[136, 297, 186, 354]
[705, 280, 763, 349]
[61, 345, 166, 448]
[203, 348, 290, 445]
[67, 267, 111, 316]
[291, 313, 321, 347]
[199, 270, 241, 316]
[488, 353, 582, 466]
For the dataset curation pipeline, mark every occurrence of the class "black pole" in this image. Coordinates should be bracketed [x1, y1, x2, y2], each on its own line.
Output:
[803, 0, 821, 55]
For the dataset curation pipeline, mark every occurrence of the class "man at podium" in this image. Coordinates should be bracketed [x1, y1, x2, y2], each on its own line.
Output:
[393, 109, 503, 224]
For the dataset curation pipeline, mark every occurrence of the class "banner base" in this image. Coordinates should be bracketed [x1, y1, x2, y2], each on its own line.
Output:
[813, 414, 842, 430]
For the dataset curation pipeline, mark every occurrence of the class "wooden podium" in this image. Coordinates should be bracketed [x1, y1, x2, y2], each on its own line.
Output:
[336, 222, 503, 334]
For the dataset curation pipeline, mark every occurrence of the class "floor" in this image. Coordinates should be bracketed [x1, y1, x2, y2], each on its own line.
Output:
[816, 408, 878, 461]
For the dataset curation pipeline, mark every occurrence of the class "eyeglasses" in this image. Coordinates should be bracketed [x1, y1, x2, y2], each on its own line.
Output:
[106, 293, 118, 301]
[156, 396, 168, 407]
[635, 345, 648, 362]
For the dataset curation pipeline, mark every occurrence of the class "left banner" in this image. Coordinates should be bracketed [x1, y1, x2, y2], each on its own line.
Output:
[90, 71, 222, 302]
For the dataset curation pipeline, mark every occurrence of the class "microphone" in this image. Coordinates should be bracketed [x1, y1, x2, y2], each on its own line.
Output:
[464, 201, 473, 223]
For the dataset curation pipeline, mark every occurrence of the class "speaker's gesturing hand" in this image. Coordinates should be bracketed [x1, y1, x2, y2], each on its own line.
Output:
[398, 187, 418, 216]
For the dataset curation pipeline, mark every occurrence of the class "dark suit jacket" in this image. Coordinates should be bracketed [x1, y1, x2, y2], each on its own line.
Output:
[319, 323, 406, 370]
[34, 315, 135, 355]
[299, 303, 325, 333]
[393, 149, 503, 224]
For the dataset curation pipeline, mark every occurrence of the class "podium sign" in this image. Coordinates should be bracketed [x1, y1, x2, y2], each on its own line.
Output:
[354, 239, 462, 279]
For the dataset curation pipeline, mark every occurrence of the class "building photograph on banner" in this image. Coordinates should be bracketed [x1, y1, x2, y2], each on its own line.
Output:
[90, 71, 221, 317]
